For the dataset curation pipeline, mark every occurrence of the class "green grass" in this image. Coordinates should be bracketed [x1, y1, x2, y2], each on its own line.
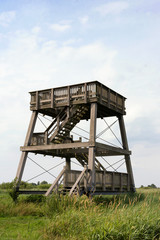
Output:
[0, 216, 48, 240]
[0, 189, 160, 239]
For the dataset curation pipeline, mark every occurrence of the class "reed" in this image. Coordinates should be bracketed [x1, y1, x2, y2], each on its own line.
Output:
[0, 189, 160, 239]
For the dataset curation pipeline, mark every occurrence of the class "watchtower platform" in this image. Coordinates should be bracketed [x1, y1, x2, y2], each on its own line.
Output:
[15, 81, 135, 196]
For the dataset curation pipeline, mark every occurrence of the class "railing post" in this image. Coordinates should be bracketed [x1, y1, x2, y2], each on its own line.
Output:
[67, 86, 70, 106]
[84, 83, 87, 103]
[108, 89, 110, 108]
[84, 165, 88, 193]
[102, 170, 106, 191]
[44, 132, 48, 145]
[36, 91, 39, 110]
[100, 84, 102, 104]
[112, 172, 115, 191]
[120, 173, 123, 192]
[51, 88, 54, 108]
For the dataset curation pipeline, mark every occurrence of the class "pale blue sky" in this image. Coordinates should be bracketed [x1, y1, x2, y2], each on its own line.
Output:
[0, 0, 160, 187]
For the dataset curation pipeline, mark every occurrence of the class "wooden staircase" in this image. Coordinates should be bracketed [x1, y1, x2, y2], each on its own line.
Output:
[45, 105, 89, 144]
[75, 153, 105, 171]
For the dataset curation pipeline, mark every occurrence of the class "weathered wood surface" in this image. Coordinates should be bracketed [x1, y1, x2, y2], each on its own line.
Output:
[20, 141, 131, 157]
[15, 81, 135, 195]
[30, 81, 126, 116]
[16, 111, 38, 188]
[64, 169, 129, 192]
[45, 167, 65, 196]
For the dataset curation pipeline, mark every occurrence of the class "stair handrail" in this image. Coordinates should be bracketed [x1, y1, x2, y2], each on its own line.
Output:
[45, 167, 65, 196]
[45, 107, 67, 138]
[69, 165, 88, 196]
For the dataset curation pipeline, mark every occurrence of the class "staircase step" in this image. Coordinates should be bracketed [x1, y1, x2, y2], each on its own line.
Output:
[49, 105, 89, 143]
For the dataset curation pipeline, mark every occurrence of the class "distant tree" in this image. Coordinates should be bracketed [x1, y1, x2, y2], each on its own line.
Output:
[31, 182, 37, 186]
[41, 181, 48, 185]
[148, 184, 157, 188]
[0, 182, 13, 189]
[140, 185, 144, 188]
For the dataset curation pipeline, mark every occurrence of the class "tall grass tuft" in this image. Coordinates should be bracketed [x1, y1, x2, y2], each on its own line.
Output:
[45, 194, 96, 217]
[0, 189, 160, 239]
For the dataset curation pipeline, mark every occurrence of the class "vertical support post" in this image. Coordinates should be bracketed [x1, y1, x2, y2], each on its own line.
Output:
[84, 165, 88, 193]
[102, 169, 106, 191]
[36, 91, 39, 110]
[84, 83, 87, 103]
[44, 132, 48, 145]
[67, 86, 70, 106]
[120, 173, 123, 192]
[116, 93, 118, 111]
[112, 172, 115, 191]
[88, 103, 97, 192]
[108, 89, 110, 108]
[118, 115, 135, 191]
[100, 84, 102, 104]
[51, 88, 54, 108]
[66, 157, 71, 170]
[15, 111, 38, 189]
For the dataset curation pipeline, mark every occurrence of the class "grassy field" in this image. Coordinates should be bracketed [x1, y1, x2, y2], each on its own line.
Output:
[0, 188, 160, 240]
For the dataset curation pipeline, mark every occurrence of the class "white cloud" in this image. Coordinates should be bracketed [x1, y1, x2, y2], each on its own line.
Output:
[50, 23, 71, 32]
[0, 11, 16, 26]
[79, 16, 89, 24]
[95, 1, 129, 16]
[0, 30, 117, 182]
[31, 26, 41, 34]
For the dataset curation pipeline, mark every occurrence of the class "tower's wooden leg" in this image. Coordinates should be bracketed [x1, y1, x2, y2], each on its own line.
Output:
[88, 103, 97, 192]
[118, 115, 135, 191]
[15, 111, 38, 189]
[66, 157, 71, 170]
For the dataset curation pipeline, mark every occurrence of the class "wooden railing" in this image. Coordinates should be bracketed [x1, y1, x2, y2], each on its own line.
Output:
[30, 81, 125, 114]
[31, 133, 45, 145]
[64, 170, 130, 192]
[44, 168, 130, 196]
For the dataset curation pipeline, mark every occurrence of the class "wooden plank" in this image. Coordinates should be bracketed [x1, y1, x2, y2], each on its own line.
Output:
[18, 190, 46, 195]
[102, 170, 106, 191]
[21, 141, 91, 151]
[45, 167, 65, 196]
[120, 173, 123, 191]
[69, 167, 87, 196]
[67, 86, 70, 106]
[112, 172, 115, 191]
[100, 84, 102, 104]
[36, 91, 39, 110]
[108, 89, 110, 108]
[96, 142, 131, 155]
[84, 83, 87, 103]
[51, 88, 54, 108]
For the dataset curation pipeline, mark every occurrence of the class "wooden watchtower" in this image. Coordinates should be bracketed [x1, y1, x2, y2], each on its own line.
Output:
[15, 81, 135, 196]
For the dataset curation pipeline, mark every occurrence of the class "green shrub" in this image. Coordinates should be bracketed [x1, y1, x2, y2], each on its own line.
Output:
[9, 189, 19, 202]
[23, 194, 46, 203]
